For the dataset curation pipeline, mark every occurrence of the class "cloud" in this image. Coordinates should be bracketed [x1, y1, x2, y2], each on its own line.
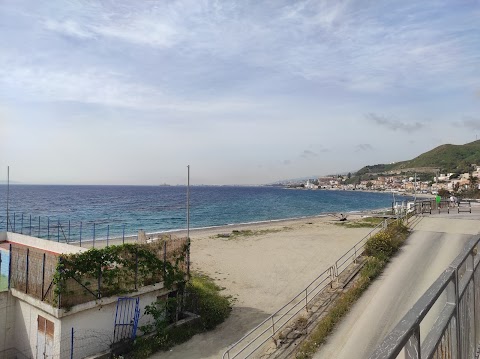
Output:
[44, 19, 94, 39]
[282, 159, 291, 165]
[92, 18, 180, 48]
[300, 150, 318, 159]
[366, 113, 424, 133]
[355, 144, 373, 152]
[456, 116, 480, 131]
[0, 57, 257, 114]
[31, 0, 479, 95]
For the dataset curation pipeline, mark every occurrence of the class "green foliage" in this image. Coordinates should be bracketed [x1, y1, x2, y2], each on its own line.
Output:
[336, 217, 384, 228]
[364, 222, 408, 259]
[130, 273, 231, 358]
[360, 256, 386, 281]
[355, 140, 480, 176]
[215, 227, 292, 239]
[0, 274, 7, 291]
[53, 240, 187, 307]
[188, 274, 232, 330]
[139, 296, 178, 335]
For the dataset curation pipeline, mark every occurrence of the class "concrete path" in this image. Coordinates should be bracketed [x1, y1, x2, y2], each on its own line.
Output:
[314, 211, 480, 359]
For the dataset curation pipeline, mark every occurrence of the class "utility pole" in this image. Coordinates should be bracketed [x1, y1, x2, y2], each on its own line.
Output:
[186, 165, 190, 278]
[414, 173, 417, 203]
[6, 166, 9, 232]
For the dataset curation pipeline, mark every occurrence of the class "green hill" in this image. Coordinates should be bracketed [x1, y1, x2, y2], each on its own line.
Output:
[356, 140, 480, 177]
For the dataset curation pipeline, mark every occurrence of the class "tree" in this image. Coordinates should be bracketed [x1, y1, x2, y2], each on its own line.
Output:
[469, 172, 478, 190]
[366, 181, 373, 189]
[347, 172, 351, 179]
[438, 188, 450, 198]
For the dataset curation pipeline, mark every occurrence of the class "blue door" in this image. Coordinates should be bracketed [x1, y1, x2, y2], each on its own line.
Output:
[113, 297, 140, 343]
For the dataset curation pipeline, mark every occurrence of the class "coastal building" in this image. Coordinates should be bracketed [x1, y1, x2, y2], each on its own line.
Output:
[0, 231, 188, 358]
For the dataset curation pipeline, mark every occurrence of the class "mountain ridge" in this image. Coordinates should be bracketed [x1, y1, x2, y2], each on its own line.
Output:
[356, 140, 480, 176]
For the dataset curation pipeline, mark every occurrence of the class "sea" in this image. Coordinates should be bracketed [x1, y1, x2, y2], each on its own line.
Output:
[0, 185, 400, 241]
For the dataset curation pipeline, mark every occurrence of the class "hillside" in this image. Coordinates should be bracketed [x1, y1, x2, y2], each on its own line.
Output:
[356, 140, 480, 177]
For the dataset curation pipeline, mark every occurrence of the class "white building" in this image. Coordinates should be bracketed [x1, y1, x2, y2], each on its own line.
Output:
[0, 231, 187, 358]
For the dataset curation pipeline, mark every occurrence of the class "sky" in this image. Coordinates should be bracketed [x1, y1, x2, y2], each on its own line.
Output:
[0, 0, 479, 185]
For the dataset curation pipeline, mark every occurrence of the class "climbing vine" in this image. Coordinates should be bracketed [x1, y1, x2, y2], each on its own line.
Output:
[53, 238, 188, 308]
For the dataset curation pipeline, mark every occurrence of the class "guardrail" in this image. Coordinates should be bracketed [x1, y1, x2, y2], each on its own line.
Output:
[222, 218, 396, 359]
[369, 235, 480, 359]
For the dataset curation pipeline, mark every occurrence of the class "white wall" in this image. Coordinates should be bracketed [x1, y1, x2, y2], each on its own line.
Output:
[6, 233, 86, 255]
[14, 299, 61, 359]
[59, 288, 169, 359]
[0, 291, 16, 355]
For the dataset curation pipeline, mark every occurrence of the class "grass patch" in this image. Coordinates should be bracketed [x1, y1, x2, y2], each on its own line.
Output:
[130, 273, 232, 358]
[0, 275, 7, 292]
[215, 227, 292, 239]
[334, 217, 384, 228]
[295, 221, 409, 359]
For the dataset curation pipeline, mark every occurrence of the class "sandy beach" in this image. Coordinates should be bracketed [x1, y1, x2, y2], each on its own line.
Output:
[151, 212, 383, 359]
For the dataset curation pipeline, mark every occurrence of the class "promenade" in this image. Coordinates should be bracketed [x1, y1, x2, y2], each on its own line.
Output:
[314, 208, 480, 359]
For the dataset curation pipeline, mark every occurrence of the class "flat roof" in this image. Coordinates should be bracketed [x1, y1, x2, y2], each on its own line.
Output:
[0, 240, 61, 255]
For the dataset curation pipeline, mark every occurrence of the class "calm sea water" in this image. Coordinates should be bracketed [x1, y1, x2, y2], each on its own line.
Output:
[0, 185, 398, 241]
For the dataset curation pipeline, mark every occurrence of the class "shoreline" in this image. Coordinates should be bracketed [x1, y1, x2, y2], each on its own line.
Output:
[147, 207, 391, 239]
[71, 205, 395, 246]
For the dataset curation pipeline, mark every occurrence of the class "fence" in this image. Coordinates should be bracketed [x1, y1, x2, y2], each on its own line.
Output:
[2, 213, 139, 246]
[222, 217, 401, 359]
[369, 235, 480, 359]
[413, 199, 473, 215]
[6, 236, 188, 309]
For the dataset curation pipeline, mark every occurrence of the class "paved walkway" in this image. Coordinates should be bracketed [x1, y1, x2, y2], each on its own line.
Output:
[314, 210, 480, 359]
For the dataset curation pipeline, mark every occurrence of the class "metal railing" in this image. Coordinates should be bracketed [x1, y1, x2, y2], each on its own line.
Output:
[222, 219, 390, 359]
[369, 235, 480, 359]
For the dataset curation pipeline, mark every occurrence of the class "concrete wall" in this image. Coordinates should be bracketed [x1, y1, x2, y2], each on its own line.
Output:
[59, 288, 169, 359]
[9, 285, 171, 359]
[14, 298, 61, 359]
[5, 232, 86, 255]
[0, 291, 16, 355]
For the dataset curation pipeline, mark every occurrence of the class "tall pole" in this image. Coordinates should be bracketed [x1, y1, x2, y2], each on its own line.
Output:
[6, 166, 9, 232]
[187, 165, 190, 278]
[414, 173, 417, 203]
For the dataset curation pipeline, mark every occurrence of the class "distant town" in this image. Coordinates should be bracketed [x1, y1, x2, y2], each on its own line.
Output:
[284, 164, 480, 196]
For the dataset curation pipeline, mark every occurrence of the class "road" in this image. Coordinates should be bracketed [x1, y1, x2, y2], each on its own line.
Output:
[314, 210, 480, 359]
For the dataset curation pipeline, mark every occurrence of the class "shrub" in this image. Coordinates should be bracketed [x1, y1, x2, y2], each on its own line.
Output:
[364, 222, 408, 259]
[187, 274, 232, 330]
[130, 273, 231, 358]
[360, 256, 386, 281]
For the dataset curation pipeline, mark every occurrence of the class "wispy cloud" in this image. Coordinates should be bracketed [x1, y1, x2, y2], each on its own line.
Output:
[29, 0, 479, 94]
[300, 150, 318, 159]
[355, 144, 374, 152]
[456, 116, 480, 131]
[366, 113, 424, 133]
[44, 19, 94, 39]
